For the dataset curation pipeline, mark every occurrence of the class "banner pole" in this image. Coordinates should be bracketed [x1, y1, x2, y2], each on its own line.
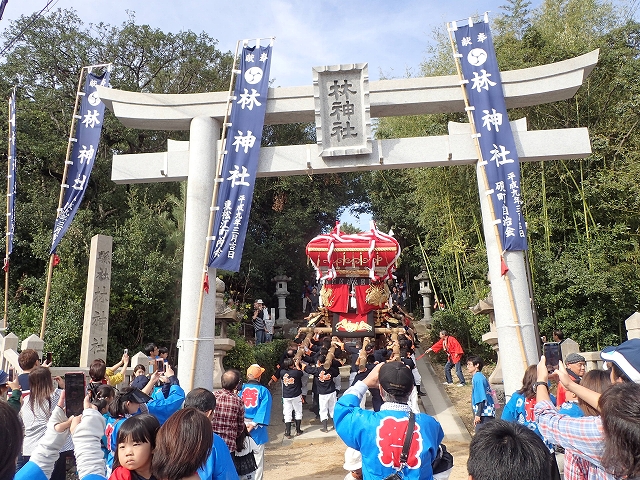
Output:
[447, 22, 528, 370]
[189, 39, 243, 390]
[41, 67, 88, 339]
[4, 92, 11, 330]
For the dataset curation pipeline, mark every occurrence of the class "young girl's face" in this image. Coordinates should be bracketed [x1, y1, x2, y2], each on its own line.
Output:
[118, 436, 152, 473]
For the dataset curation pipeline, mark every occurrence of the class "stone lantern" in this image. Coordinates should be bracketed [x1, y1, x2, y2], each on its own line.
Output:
[470, 293, 503, 387]
[213, 277, 236, 389]
[272, 275, 291, 325]
[414, 271, 432, 325]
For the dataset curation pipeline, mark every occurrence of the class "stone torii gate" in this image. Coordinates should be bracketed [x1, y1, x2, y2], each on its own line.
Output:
[97, 49, 598, 394]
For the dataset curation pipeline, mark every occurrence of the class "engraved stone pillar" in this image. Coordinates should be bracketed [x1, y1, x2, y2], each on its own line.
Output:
[272, 275, 291, 324]
[625, 312, 640, 340]
[80, 235, 112, 367]
[21, 334, 44, 361]
[414, 271, 432, 325]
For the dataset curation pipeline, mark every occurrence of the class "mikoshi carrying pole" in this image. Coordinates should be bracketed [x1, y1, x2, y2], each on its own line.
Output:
[41, 63, 111, 339]
[446, 16, 528, 369]
[3, 87, 16, 330]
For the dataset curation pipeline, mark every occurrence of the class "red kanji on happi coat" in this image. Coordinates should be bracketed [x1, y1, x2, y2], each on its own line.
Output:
[242, 386, 259, 408]
[376, 416, 423, 469]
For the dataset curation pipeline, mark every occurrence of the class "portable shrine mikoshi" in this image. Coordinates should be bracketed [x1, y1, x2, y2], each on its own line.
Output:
[305, 223, 410, 368]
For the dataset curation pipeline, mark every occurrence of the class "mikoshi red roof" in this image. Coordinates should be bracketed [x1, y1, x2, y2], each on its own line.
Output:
[306, 222, 400, 281]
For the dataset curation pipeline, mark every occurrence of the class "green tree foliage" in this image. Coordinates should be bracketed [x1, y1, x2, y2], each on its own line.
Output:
[0, 9, 368, 365]
[223, 322, 288, 383]
[373, 0, 640, 352]
[0, 9, 233, 364]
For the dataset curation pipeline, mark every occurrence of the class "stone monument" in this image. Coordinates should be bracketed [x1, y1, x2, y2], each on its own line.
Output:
[80, 234, 112, 367]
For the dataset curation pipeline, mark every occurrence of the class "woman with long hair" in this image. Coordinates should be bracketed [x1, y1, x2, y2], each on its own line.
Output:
[561, 369, 612, 479]
[501, 365, 540, 428]
[19, 366, 74, 480]
[577, 369, 611, 417]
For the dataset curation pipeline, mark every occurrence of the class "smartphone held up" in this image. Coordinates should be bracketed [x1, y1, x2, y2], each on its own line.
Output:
[65, 372, 85, 417]
[543, 342, 562, 374]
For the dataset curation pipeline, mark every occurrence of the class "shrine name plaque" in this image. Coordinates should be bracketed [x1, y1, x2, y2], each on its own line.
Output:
[313, 63, 372, 157]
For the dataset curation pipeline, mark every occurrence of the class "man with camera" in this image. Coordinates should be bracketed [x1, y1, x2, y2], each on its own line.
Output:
[335, 361, 448, 480]
[252, 299, 268, 345]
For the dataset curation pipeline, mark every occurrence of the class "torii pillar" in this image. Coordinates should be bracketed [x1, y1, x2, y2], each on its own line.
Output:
[177, 116, 218, 390]
[97, 49, 598, 396]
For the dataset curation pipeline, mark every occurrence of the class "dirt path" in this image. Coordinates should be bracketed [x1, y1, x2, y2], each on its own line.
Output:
[261, 353, 487, 479]
[264, 435, 470, 480]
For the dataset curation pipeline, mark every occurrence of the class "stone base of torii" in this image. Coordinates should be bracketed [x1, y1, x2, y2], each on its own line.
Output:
[97, 49, 598, 395]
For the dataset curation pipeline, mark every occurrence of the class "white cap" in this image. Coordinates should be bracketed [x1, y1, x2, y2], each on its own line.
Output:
[256, 299, 264, 303]
[343, 447, 362, 471]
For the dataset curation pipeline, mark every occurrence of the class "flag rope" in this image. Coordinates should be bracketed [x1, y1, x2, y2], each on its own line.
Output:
[189, 39, 244, 391]
[446, 20, 528, 370]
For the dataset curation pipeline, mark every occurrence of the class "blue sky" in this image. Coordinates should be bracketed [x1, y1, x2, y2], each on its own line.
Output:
[5, 0, 548, 87]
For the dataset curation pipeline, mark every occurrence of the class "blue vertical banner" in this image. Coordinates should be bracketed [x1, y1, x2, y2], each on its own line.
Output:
[5, 87, 17, 269]
[50, 69, 110, 254]
[208, 44, 272, 271]
[452, 19, 528, 251]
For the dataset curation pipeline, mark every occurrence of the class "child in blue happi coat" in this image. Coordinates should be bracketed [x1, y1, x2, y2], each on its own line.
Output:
[466, 355, 495, 431]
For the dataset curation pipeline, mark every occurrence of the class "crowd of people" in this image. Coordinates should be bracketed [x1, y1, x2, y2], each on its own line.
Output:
[2, 325, 640, 480]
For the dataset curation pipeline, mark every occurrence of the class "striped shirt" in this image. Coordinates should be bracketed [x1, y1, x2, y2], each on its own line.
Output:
[534, 399, 614, 480]
[20, 389, 74, 454]
[252, 309, 265, 331]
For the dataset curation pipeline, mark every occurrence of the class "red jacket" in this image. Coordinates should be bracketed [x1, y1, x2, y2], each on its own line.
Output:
[430, 335, 464, 364]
